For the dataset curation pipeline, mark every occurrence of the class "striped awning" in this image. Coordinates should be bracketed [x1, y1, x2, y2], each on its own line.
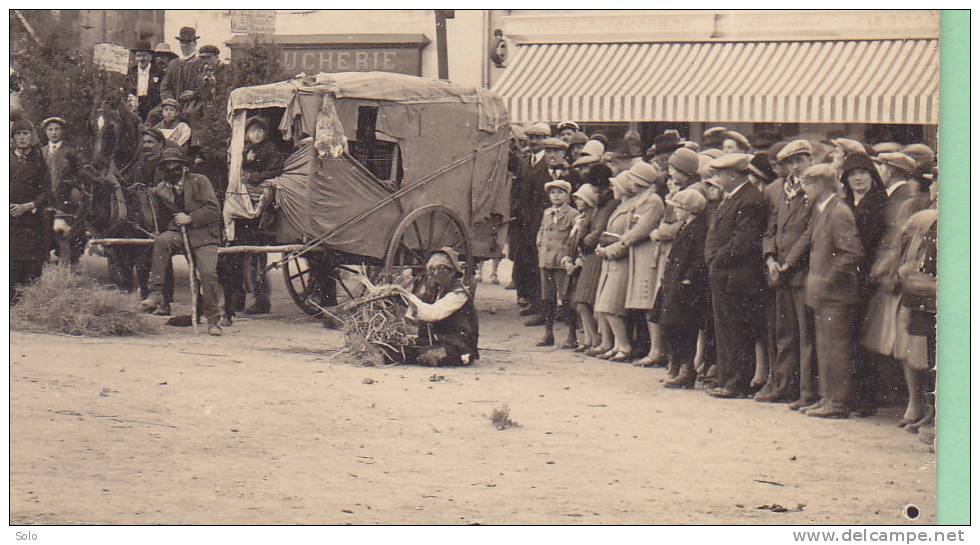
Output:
[492, 39, 939, 125]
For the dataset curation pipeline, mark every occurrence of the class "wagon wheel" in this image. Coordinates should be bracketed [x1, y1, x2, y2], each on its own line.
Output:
[383, 204, 475, 293]
[282, 252, 379, 317]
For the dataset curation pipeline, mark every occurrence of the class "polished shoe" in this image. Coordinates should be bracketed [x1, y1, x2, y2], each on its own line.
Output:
[152, 304, 172, 316]
[244, 301, 271, 315]
[207, 323, 223, 336]
[523, 315, 546, 327]
[806, 404, 850, 419]
[754, 389, 791, 403]
[706, 387, 740, 399]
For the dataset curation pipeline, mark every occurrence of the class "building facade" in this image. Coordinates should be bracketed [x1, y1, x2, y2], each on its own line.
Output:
[163, 10, 492, 88]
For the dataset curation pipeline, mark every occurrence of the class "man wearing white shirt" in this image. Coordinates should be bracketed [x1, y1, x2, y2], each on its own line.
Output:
[127, 40, 163, 121]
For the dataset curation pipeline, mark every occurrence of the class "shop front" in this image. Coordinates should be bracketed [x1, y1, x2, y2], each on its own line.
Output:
[490, 10, 939, 149]
[227, 33, 430, 76]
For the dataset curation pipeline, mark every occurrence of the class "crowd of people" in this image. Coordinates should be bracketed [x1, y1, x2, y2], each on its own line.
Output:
[503, 121, 937, 436]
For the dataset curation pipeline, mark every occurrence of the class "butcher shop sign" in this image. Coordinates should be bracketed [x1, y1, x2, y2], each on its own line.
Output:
[228, 34, 429, 76]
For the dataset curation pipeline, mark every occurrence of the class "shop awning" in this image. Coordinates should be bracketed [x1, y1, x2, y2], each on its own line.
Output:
[492, 39, 939, 125]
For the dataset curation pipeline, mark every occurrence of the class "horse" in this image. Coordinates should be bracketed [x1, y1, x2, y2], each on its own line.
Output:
[53, 96, 162, 298]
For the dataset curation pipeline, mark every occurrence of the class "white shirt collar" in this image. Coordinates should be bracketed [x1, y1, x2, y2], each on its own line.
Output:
[137, 63, 151, 74]
[885, 179, 908, 197]
[48, 141, 62, 151]
[817, 193, 835, 213]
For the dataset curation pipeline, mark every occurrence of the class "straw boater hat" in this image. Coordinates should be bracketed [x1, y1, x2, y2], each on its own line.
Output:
[666, 188, 707, 214]
[40, 117, 66, 130]
[572, 183, 600, 209]
[544, 179, 573, 195]
[873, 152, 917, 174]
[776, 139, 813, 163]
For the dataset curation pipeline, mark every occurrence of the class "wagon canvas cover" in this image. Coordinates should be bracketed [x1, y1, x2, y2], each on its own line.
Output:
[224, 72, 511, 260]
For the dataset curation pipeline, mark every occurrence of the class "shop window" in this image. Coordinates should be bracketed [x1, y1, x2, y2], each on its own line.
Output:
[864, 124, 925, 146]
[348, 106, 403, 186]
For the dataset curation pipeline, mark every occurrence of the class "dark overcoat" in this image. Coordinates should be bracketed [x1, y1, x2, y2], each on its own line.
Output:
[10, 147, 51, 261]
[150, 172, 221, 248]
[652, 214, 708, 329]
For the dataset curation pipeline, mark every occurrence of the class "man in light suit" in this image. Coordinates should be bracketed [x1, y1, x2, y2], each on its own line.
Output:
[703, 153, 768, 398]
[757, 139, 816, 406]
[796, 164, 864, 418]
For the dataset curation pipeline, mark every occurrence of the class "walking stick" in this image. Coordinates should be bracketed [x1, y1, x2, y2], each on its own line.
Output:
[180, 225, 199, 334]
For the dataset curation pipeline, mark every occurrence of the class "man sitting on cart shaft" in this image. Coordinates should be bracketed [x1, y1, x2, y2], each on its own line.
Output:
[140, 148, 224, 336]
[382, 248, 480, 367]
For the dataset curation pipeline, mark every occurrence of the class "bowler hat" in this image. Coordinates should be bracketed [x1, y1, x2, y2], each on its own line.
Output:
[41, 117, 66, 130]
[874, 152, 917, 174]
[649, 131, 682, 155]
[776, 139, 813, 163]
[668, 148, 700, 177]
[158, 147, 189, 165]
[132, 40, 153, 53]
[176, 27, 200, 43]
[539, 137, 568, 150]
[544, 179, 573, 195]
[708, 153, 753, 172]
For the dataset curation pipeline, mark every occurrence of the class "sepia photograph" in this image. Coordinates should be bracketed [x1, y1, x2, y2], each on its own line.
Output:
[6, 7, 968, 533]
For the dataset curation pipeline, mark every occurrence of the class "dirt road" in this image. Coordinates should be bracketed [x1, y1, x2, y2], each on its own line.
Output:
[10, 257, 935, 524]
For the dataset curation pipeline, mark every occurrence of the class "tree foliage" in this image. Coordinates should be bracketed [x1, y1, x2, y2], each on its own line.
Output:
[10, 11, 128, 152]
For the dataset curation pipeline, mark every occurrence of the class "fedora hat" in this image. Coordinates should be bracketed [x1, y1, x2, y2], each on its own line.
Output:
[176, 27, 200, 43]
[158, 147, 189, 165]
[132, 40, 153, 53]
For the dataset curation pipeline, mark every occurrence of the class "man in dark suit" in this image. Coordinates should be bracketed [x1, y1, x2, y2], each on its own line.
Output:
[757, 139, 816, 406]
[509, 122, 550, 308]
[40, 116, 86, 262]
[140, 148, 224, 335]
[703, 153, 768, 398]
[127, 40, 164, 122]
[797, 164, 864, 418]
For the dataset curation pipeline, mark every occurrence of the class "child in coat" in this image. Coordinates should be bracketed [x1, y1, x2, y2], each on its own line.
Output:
[535, 179, 578, 347]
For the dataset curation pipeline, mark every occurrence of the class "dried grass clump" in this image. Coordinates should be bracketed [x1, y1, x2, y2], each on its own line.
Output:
[491, 405, 519, 430]
[11, 266, 155, 337]
[340, 295, 415, 366]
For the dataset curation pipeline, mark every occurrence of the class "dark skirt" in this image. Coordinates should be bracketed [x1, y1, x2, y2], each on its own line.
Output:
[571, 253, 602, 305]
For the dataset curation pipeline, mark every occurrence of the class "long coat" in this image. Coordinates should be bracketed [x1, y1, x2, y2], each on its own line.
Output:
[518, 156, 553, 242]
[594, 196, 635, 316]
[705, 183, 767, 296]
[652, 214, 708, 329]
[10, 147, 51, 260]
[149, 172, 221, 248]
[622, 186, 665, 309]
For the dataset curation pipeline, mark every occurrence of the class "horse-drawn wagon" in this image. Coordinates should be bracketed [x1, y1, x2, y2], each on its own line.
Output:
[96, 72, 512, 316]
